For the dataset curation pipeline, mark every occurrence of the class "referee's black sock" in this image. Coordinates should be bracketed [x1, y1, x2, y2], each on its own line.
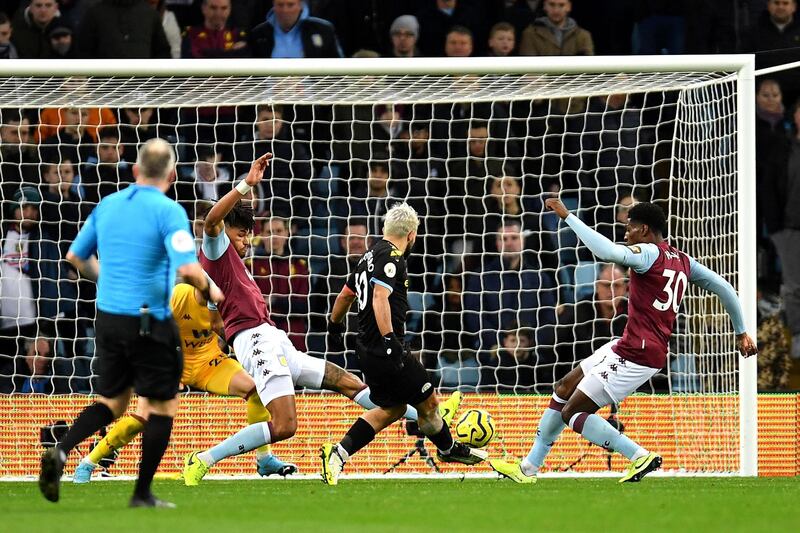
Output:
[339, 417, 376, 457]
[134, 414, 174, 499]
[57, 402, 115, 455]
[425, 421, 454, 453]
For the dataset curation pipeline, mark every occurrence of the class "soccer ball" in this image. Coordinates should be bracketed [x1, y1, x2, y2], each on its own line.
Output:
[454, 409, 496, 448]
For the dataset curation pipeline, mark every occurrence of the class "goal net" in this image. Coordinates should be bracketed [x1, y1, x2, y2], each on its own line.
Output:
[0, 57, 757, 478]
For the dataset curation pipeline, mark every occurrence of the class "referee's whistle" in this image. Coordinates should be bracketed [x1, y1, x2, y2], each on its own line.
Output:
[139, 304, 151, 337]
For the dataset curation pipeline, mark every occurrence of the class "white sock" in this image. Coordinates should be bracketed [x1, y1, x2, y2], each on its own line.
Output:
[520, 459, 538, 476]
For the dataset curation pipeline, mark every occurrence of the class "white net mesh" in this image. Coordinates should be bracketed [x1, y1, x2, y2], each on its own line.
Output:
[0, 66, 745, 474]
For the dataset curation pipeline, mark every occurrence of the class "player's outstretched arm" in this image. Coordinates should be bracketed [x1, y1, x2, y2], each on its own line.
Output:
[204, 153, 272, 237]
[688, 259, 757, 357]
[544, 198, 654, 272]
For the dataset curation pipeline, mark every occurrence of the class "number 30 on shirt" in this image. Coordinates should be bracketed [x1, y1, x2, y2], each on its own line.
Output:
[652, 268, 687, 313]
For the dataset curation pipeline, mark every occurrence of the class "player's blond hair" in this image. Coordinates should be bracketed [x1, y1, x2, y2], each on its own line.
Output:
[136, 138, 176, 181]
[383, 202, 419, 237]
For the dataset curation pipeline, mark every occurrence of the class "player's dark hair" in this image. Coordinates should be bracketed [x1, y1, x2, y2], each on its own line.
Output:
[223, 201, 254, 232]
[0, 12, 10, 25]
[628, 202, 667, 236]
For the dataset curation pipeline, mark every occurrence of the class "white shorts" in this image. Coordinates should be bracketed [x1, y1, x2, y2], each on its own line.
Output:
[232, 323, 326, 406]
[577, 339, 660, 407]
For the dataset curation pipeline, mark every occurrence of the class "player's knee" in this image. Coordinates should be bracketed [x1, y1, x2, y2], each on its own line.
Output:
[554, 379, 571, 401]
[269, 415, 298, 441]
[560, 403, 576, 426]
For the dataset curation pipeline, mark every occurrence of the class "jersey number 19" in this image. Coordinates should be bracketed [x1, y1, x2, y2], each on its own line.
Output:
[652, 268, 687, 313]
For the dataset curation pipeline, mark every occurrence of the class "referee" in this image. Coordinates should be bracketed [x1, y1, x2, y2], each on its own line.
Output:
[38, 138, 223, 508]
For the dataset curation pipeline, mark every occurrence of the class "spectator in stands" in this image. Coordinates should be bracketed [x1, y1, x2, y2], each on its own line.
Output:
[389, 14, 420, 58]
[233, 104, 312, 219]
[444, 25, 473, 57]
[191, 200, 213, 252]
[554, 263, 628, 372]
[577, 93, 645, 226]
[487, 21, 515, 56]
[764, 99, 800, 359]
[307, 219, 368, 360]
[463, 218, 557, 352]
[18, 337, 53, 393]
[80, 126, 134, 205]
[519, 0, 594, 56]
[10, 0, 60, 58]
[0, 11, 19, 58]
[40, 107, 96, 166]
[483, 175, 552, 262]
[78, 0, 171, 58]
[47, 19, 75, 58]
[312, 0, 404, 57]
[251, 216, 310, 351]
[744, 0, 800, 103]
[756, 78, 792, 252]
[188, 145, 230, 202]
[0, 108, 37, 199]
[37, 106, 117, 144]
[478, 322, 538, 392]
[118, 107, 159, 160]
[147, 0, 181, 58]
[249, 0, 342, 58]
[0, 187, 77, 393]
[445, 122, 504, 256]
[416, 0, 484, 57]
[39, 160, 86, 255]
[348, 161, 397, 236]
[181, 0, 248, 58]
[500, 0, 539, 44]
[630, 0, 688, 55]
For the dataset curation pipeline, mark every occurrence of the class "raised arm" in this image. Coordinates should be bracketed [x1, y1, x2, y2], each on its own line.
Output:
[689, 258, 757, 357]
[545, 198, 657, 273]
[204, 153, 272, 237]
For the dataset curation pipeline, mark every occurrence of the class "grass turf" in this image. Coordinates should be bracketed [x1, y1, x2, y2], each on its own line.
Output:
[1, 477, 798, 533]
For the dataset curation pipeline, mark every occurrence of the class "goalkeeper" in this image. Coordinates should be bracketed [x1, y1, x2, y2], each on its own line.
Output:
[71, 282, 297, 483]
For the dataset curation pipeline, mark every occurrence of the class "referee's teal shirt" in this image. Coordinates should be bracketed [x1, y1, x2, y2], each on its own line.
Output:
[69, 184, 197, 320]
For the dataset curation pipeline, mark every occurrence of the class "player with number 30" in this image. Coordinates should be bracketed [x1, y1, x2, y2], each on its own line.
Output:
[490, 199, 757, 484]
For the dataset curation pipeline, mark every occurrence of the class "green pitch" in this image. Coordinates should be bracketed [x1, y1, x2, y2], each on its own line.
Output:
[1, 478, 798, 533]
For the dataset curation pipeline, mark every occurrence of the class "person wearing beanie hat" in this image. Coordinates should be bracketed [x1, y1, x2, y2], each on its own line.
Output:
[47, 19, 76, 58]
[389, 14, 420, 58]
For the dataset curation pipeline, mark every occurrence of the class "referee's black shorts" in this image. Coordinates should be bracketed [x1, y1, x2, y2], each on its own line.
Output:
[94, 310, 183, 401]
[355, 339, 433, 408]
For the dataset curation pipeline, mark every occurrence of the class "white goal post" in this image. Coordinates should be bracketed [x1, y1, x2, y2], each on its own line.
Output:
[0, 56, 757, 477]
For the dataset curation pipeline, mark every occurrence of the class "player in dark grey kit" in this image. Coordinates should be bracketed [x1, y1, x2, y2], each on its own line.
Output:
[320, 202, 485, 485]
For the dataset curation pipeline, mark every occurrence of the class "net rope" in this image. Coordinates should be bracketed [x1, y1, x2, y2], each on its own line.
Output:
[0, 69, 741, 474]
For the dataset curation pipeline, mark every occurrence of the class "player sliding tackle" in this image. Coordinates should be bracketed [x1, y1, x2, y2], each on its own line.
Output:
[320, 203, 485, 486]
[183, 156, 461, 485]
[72, 283, 297, 483]
[490, 199, 757, 484]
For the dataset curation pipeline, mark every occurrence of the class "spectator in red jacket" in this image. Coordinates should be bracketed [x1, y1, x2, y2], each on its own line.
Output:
[251, 216, 310, 351]
[181, 0, 248, 58]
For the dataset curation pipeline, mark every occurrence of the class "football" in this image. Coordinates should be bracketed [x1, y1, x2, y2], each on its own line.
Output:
[454, 409, 496, 448]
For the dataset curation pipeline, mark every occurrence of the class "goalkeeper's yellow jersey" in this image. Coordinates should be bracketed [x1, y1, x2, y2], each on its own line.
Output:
[170, 283, 220, 363]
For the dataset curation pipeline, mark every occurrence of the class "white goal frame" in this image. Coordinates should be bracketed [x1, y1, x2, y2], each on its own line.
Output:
[0, 55, 758, 476]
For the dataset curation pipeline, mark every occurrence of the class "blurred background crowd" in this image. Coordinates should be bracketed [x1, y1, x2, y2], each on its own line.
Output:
[0, 0, 797, 395]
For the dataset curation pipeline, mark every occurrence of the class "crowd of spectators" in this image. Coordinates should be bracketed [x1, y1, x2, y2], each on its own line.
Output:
[0, 0, 797, 394]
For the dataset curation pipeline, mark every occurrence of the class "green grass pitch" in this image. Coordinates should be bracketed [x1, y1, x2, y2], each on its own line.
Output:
[1, 478, 798, 533]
